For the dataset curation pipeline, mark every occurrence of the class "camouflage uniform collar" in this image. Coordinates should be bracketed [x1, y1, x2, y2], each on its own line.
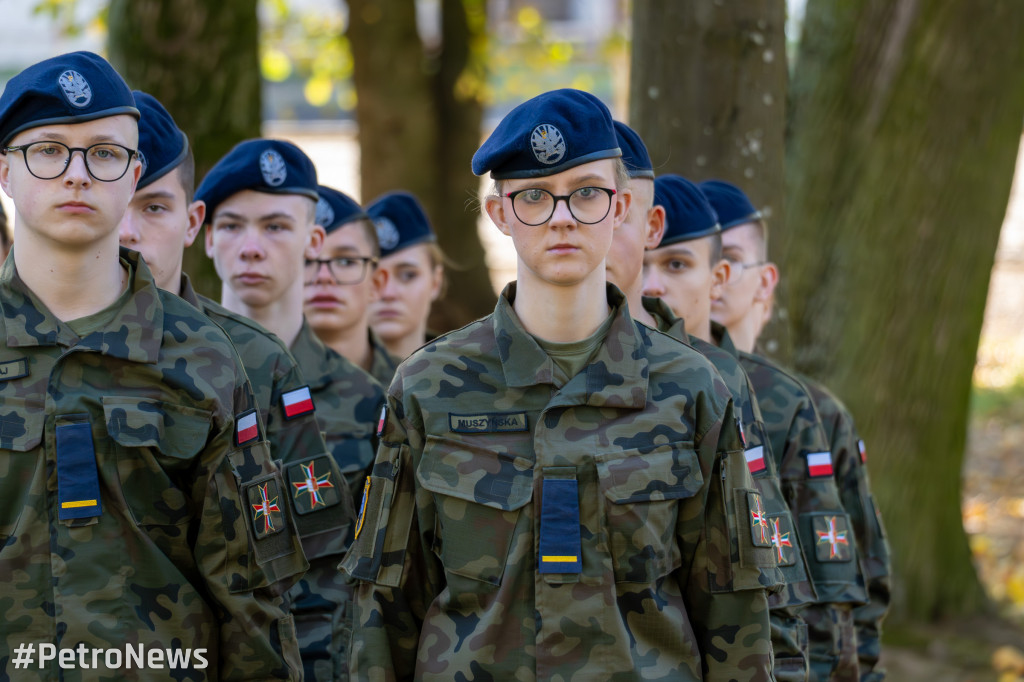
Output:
[290, 317, 337, 390]
[712, 322, 738, 357]
[0, 246, 163, 363]
[178, 272, 202, 310]
[494, 281, 648, 408]
[640, 295, 688, 340]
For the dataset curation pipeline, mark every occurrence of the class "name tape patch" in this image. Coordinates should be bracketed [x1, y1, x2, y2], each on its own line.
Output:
[449, 412, 528, 434]
[0, 358, 29, 381]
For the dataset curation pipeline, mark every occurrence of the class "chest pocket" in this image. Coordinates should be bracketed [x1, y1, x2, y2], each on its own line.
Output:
[596, 441, 702, 583]
[417, 435, 533, 586]
[104, 397, 211, 527]
[0, 397, 45, 540]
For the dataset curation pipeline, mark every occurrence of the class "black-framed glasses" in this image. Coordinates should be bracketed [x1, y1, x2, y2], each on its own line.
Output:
[304, 256, 378, 285]
[725, 258, 766, 281]
[2, 141, 137, 182]
[504, 186, 616, 226]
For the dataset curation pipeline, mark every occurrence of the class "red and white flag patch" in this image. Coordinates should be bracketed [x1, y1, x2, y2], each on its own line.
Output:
[377, 404, 387, 437]
[858, 439, 867, 463]
[236, 410, 259, 445]
[744, 446, 766, 474]
[807, 451, 833, 477]
[282, 386, 314, 420]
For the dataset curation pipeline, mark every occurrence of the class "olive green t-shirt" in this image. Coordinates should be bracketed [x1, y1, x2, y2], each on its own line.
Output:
[533, 311, 615, 386]
[66, 268, 132, 337]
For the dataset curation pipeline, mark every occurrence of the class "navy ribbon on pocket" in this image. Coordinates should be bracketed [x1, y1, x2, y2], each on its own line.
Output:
[56, 419, 102, 520]
[538, 477, 581, 574]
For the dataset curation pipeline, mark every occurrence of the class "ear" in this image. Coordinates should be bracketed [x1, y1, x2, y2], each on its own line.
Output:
[306, 223, 326, 258]
[183, 200, 206, 249]
[128, 158, 142, 194]
[644, 204, 666, 250]
[0, 154, 12, 197]
[710, 258, 731, 301]
[204, 223, 215, 258]
[370, 266, 387, 301]
[430, 263, 444, 302]
[753, 262, 780, 303]
[484, 195, 512, 237]
[612, 187, 632, 229]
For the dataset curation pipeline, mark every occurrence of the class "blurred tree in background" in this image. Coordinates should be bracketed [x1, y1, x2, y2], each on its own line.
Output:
[107, 0, 262, 299]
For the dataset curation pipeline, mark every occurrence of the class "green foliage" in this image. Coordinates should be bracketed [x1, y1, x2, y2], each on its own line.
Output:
[971, 376, 1024, 421]
[32, 0, 105, 38]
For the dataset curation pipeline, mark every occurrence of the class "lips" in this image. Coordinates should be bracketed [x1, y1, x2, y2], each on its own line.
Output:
[374, 307, 402, 319]
[235, 273, 268, 286]
[548, 243, 580, 255]
[56, 201, 95, 214]
[306, 292, 341, 308]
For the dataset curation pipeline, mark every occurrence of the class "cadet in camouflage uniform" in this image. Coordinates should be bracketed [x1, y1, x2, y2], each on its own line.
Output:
[0, 52, 304, 680]
[0, 197, 9, 261]
[705, 179, 890, 681]
[305, 184, 400, 387]
[198, 139, 384, 681]
[344, 89, 774, 680]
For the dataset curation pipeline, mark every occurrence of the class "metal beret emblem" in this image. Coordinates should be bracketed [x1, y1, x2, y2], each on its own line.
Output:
[259, 149, 287, 187]
[374, 217, 400, 251]
[315, 197, 335, 228]
[531, 124, 565, 165]
[58, 70, 92, 109]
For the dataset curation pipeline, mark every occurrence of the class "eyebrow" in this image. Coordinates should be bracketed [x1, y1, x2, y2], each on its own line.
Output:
[21, 132, 127, 145]
[660, 245, 698, 259]
[508, 173, 608, 192]
[134, 190, 176, 202]
[213, 210, 298, 223]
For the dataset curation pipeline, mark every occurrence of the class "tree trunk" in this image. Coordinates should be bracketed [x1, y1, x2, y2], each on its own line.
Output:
[347, 0, 495, 331]
[783, 0, 1024, 622]
[107, 0, 262, 300]
[628, 0, 790, 352]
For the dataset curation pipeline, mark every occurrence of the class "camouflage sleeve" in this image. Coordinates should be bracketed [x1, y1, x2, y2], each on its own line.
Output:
[682, 391, 775, 682]
[264, 353, 332, 465]
[341, 392, 436, 680]
[195, 369, 307, 680]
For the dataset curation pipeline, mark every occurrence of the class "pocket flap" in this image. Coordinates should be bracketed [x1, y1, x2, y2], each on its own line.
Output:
[0, 397, 45, 452]
[417, 435, 533, 511]
[103, 397, 211, 460]
[596, 441, 702, 503]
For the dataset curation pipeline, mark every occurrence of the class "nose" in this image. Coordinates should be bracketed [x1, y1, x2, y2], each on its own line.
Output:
[379, 271, 398, 300]
[118, 208, 141, 247]
[548, 196, 576, 229]
[643, 267, 666, 298]
[311, 260, 335, 285]
[238, 228, 266, 262]
[62, 149, 91, 189]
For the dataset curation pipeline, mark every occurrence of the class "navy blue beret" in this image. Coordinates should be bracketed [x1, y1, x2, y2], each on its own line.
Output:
[654, 175, 721, 247]
[0, 51, 138, 147]
[133, 91, 189, 190]
[196, 139, 318, 221]
[613, 121, 654, 179]
[316, 185, 367, 233]
[699, 179, 762, 230]
[472, 89, 620, 180]
[365, 191, 436, 258]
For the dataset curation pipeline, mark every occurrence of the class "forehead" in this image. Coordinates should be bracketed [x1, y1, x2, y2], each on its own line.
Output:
[721, 223, 761, 252]
[323, 221, 373, 251]
[9, 114, 139, 147]
[214, 189, 311, 220]
[380, 243, 432, 269]
[133, 170, 187, 202]
[504, 158, 617, 192]
[648, 239, 711, 261]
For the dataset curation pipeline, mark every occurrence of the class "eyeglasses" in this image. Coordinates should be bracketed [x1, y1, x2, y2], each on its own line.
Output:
[725, 258, 766, 281]
[3, 141, 137, 182]
[504, 186, 616, 226]
[304, 256, 378, 285]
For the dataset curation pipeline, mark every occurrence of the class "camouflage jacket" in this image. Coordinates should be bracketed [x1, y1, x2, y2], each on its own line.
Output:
[801, 378, 891, 681]
[343, 283, 774, 681]
[368, 329, 400, 388]
[0, 249, 304, 681]
[738, 352, 868, 608]
[288, 319, 385, 681]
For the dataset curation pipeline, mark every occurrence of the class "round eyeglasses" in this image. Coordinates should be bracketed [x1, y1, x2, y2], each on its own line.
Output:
[3, 141, 137, 182]
[504, 186, 616, 226]
[305, 256, 378, 285]
[725, 258, 767, 281]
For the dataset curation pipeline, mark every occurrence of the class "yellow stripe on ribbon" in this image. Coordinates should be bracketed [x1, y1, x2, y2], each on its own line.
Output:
[61, 500, 97, 509]
[541, 555, 578, 563]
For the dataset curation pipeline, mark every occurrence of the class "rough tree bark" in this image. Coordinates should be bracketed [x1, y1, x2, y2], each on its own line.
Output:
[347, 0, 496, 331]
[782, 0, 1024, 621]
[107, 0, 262, 299]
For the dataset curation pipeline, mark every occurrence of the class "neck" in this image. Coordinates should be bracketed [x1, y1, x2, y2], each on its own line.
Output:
[319, 322, 373, 372]
[688, 311, 712, 344]
[221, 280, 305, 347]
[382, 323, 428, 360]
[514, 267, 610, 343]
[158, 262, 184, 295]
[725, 311, 762, 354]
[16, 229, 125, 321]
[619, 273, 657, 328]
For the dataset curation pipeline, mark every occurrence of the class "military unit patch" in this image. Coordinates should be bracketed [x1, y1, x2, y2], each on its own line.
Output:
[769, 515, 795, 566]
[287, 456, 339, 515]
[235, 409, 259, 445]
[813, 514, 852, 562]
[281, 386, 315, 420]
[744, 446, 766, 474]
[248, 480, 284, 538]
[806, 451, 833, 477]
[748, 492, 772, 547]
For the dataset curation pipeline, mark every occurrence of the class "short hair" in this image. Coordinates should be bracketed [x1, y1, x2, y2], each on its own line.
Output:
[348, 217, 381, 259]
[175, 147, 196, 204]
[0, 205, 8, 252]
[747, 219, 769, 260]
[708, 231, 722, 265]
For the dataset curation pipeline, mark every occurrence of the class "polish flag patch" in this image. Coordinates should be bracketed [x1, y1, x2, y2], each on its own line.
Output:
[807, 451, 834, 477]
[236, 410, 259, 445]
[858, 440, 867, 463]
[744, 446, 766, 474]
[281, 386, 315, 420]
[377, 404, 387, 437]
